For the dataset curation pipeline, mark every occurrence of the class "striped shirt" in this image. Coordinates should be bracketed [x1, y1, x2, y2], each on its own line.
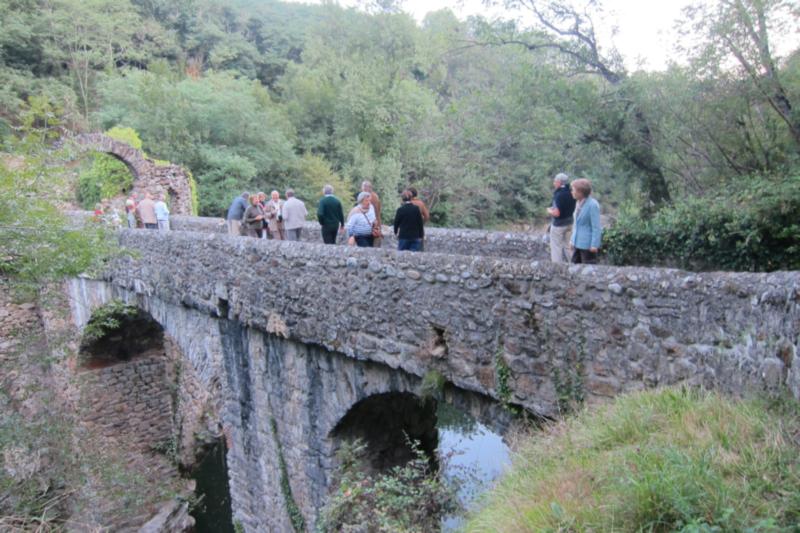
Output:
[346, 205, 376, 237]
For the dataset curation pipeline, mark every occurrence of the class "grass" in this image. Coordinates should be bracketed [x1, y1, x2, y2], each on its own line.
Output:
[464, 387, 800, 532]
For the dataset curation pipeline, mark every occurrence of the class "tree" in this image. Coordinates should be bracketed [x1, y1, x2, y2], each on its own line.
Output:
[682, 0, 800, 151]
[0, 97, 115, 293]
[97, 70, 297, 215]
[41, 0, 160, 121]
[483, 0, 673, 208]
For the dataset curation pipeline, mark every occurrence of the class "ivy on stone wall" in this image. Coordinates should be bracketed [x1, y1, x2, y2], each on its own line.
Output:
[269, 417, 306, 532]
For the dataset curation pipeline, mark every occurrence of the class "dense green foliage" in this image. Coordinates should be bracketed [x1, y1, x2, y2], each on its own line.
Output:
[0, 0, 799, 266]
[466, 387, 800, 532]
[0, 98, 117, 294]
[318, 438, 460, 532]
[605, 175, 800, 271]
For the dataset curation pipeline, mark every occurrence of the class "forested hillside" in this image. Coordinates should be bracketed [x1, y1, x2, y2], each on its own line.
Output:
[1, 0, 799, 239]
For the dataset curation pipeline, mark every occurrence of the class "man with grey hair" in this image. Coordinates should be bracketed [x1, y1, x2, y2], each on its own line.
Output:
[282, 188, 308, 241]
[546, 172, 576, 263]
[317, 184, 345, 244]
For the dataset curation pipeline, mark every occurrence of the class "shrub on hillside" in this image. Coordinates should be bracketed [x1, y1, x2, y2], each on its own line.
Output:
[604, 175, 800, 271]
[465, 387, 800, 532]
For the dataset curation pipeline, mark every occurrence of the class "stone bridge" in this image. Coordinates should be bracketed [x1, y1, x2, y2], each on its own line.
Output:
[60, 218, 800, 531]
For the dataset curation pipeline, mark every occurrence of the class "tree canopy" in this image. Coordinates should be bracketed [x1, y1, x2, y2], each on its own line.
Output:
[0, 0, 798, 231]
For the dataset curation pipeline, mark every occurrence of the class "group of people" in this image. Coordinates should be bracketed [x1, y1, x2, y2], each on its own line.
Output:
[223, 173, 601, 261]
[547, 173, 602, 264]
[225, 181, 430, 252]
[123, 192, 171, 230]
[92, 191, 170, 230]
[227, 189, 308, 241]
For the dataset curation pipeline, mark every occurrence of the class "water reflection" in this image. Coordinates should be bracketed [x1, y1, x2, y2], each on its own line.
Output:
[437, 403, 510, 531]
[190, 439, 234, 533]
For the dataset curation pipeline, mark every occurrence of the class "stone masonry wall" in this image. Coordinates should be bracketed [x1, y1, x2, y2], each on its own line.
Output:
[63, 278, 520, 532]
[78, 351, 174, 450]
[169, 215, 551, 260]
[99, 230, 800, 418]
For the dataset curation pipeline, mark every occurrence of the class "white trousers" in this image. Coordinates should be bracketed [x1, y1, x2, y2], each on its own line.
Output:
[549, 224, 572, 263]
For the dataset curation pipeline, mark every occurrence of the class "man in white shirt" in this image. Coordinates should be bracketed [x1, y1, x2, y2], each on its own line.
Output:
[282, 189, 308, 241]
[154, 194, 170, 231]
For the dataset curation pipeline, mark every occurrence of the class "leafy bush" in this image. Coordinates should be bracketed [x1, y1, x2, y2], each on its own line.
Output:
[604, 175, 800, 271]
[76, 152, 134, 209]
[465, 387, 800, 532]
[317, 438, 460, 532]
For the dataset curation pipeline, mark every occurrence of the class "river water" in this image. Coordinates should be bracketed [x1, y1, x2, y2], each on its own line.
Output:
[191, 403, 510, 531]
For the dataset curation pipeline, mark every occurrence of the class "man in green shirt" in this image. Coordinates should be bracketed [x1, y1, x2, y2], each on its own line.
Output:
[317, 184, 345, 244]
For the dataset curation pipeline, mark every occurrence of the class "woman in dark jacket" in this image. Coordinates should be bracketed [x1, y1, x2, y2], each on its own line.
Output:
[393, 190, 424, 251]
[243, 195, 265, 238]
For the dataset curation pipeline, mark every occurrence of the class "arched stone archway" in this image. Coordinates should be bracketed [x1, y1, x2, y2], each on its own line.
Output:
[330, 392, 439, 474]
[70, 133, 193, 215]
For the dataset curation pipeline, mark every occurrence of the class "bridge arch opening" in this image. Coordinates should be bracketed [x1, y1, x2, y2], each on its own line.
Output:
[79, 300, 164, 368]
[330, 392, 438, 473]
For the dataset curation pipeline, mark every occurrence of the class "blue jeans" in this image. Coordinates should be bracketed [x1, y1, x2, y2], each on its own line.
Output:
[354, 235, 374, 247]
[398, 238, 422, 251]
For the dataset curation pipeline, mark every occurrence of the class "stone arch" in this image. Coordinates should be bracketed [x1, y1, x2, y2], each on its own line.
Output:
[69, 283, 226, 468]
[79, 300, 165, 368]
[329, 391, 438, 473]
[77, 301, 177, 455]
[70, 133, 193, 215]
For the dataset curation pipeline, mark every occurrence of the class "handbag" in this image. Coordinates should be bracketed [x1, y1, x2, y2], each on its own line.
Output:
[361, 211, 381, 238]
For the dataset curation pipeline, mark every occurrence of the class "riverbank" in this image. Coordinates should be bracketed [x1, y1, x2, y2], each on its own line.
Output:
[465, 387, 800, 531]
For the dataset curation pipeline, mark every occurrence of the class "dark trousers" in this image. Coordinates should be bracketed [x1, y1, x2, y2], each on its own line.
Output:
[321, 226, 338, 244]
[398, 238, 422, 251]
[571, 248, 598, 264]
[144, 223, 158, 230]
[354, 235, 374, 247]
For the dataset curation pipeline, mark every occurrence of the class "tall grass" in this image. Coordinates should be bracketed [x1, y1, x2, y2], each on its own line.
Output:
[465, 387, 800, 532]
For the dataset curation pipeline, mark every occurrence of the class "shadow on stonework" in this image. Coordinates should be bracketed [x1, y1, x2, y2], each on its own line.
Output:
[331, 391, 439, 474]
[78, 299, 164, 368]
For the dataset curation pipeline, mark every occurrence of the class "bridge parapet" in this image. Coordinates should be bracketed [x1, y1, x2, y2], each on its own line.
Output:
[98, 229, 800, 416]
[168, 215, 551, 260]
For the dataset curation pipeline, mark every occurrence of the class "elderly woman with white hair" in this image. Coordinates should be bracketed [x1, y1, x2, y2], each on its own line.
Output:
[345, 191, 378, 247]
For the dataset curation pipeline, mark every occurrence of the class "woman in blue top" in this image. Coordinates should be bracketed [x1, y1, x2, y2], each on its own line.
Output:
[570, 178, 602, 264]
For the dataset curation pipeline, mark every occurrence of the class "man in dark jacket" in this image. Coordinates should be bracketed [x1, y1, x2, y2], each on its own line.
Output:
[393, 190, 424, 251]
[227, 192, 249, 236]
[316, 184, 345, 244]
[546, 173, 576, 263]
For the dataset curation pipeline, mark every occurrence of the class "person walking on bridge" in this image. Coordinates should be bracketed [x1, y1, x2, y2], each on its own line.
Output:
[227, 192, 249, 236]
[264, 190, 285, 240]
[546, 173, 576, 263]
[408, 186, 429, 250]
[361, 181, 382, 247]
[317, 184, 345, 244]
[282, 189, 308, 241]
[346, 192, 377, 247]
[154, 194, 170, 231]
[570, 178, 602, 264]
[136, 192, 158, 230]
[242, 194, 265, 238]
[393, 190, 424, 251]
